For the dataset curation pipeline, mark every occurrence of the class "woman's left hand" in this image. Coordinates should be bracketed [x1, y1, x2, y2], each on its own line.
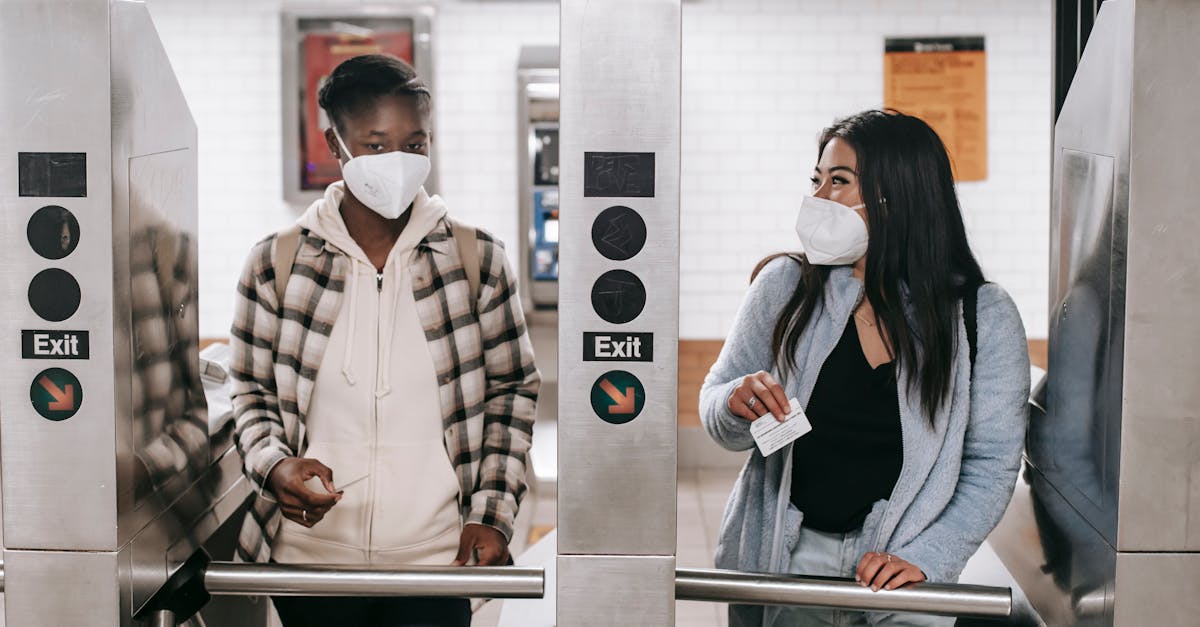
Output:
[855, 552, 926, 591]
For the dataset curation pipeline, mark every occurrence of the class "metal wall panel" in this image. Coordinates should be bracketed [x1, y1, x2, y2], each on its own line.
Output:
[995, 1, 1200, 624]
[557, 0, 680, 557]
[1, 2, 247, 624]
[4, 549, 125, 626]
[557, 556, 676, 627]
[0, 0, 120, 551]
[558, 1, 680, 625]
[1117, 0, 1200, 552]
[1113, 553, 1200, 625]
[1036, 0, 1133, 550]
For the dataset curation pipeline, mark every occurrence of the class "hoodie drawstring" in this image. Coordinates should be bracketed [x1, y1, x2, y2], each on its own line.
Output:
[342, 259, 359, 385]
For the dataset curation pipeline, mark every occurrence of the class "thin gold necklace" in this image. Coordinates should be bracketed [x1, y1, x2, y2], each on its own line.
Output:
[854, 308, 876, 327]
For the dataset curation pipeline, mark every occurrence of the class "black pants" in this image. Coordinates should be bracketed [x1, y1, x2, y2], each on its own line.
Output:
[272, 596, 472, 627]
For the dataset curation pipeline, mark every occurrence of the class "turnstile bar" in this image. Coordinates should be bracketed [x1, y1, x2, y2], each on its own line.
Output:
[204, 563, 544, 599]
[148, 609, 176, 627]
[675, 568, 1011, 619]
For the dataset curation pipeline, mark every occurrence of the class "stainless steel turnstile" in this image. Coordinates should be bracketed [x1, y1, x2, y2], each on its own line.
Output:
[0, 0, 1012, 623]
[989, 1, 1200, 625]
[557, 0, 682, 624]
[0, 0, 254, 624]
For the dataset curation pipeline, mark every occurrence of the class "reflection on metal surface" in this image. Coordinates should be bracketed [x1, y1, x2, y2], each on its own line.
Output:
[1071, 587, 1109, 619]
[128, 149, 209, 505]
[991, 1, 1200, 624]
[205, 563, 544, 599]
[149, 609, 177, 627]
[0, 1, 255, 624]
[675, 568, 1011, 619]
[991, 464, 1115, 626]
[1038, 147, 1120, 534]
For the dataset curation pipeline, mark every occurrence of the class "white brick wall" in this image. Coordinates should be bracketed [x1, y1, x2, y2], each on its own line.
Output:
[147, 0, 1050, 340]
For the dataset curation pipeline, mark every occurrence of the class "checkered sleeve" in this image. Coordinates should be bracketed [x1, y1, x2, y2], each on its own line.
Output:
[230, 237, 293, 496]
[466, 238, 541, 540]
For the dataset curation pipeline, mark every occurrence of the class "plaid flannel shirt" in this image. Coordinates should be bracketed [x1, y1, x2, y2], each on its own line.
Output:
[230, 218, 540, 563]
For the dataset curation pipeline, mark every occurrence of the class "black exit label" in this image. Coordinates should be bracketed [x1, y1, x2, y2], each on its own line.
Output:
[22, 330, 89, 359]
[584, 332, 653, 362]
[584, 152, 655, 197]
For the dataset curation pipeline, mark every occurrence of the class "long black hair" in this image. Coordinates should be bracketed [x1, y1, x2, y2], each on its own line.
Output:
[772, 110, 986, 423]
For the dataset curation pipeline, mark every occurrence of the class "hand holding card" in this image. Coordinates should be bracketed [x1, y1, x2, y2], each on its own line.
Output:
[750, 398, 812, 456]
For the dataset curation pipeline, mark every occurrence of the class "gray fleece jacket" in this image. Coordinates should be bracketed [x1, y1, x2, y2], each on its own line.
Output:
[700, 260, 1029, 627]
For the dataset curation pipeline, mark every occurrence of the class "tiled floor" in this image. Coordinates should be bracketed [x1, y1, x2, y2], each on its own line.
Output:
[674, 467, 742, 627]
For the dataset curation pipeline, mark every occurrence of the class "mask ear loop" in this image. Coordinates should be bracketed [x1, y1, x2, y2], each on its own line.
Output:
[331, 126, 355, 161]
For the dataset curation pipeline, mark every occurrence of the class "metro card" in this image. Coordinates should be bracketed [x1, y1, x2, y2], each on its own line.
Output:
[749, 398, 812, 457]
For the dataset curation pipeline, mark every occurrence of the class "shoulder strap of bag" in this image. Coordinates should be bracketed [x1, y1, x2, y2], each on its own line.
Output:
[273, 224, 303, 310]
[964, 283, 983, 374]
[450, 219, 481, 315]
[749, 252, 805, 285]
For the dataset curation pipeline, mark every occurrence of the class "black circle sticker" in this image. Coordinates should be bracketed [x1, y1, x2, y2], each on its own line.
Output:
[27, 205, 80, 260]
[28, 268, 81, 322]
[591, 205, 647, 261]
[590, 370, 646, 424]
[30, 367, 83, 421]
[591, 270, 646, 325]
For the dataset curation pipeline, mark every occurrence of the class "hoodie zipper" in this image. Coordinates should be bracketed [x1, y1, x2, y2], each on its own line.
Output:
[365, 270, 384, 563]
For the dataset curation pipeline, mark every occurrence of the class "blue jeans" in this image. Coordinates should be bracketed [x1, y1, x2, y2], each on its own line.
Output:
[770, 525, 952, 627]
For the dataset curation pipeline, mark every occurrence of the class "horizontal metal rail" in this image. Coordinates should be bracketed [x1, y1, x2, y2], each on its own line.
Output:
[676, 568, 1011, 619]
[204, 562, 544, 599]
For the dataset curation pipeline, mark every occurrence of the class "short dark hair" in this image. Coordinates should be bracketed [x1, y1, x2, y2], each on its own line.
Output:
[317, 54, 431, 132]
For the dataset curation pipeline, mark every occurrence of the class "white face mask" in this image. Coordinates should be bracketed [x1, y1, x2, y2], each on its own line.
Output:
[333, 127, 431, 220]
[795, 196, 869, 266]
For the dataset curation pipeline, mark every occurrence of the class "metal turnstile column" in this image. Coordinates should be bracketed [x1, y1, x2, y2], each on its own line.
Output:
[557, 1, 681, 625]
[148, 609, 176, 627]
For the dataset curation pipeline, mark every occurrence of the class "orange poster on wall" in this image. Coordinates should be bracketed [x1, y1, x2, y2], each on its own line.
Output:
[302, 31, 413, 190]
[884, 37, 987, 182]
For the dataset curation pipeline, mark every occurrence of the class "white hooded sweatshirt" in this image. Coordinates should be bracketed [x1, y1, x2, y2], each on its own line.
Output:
[271, 182, 462, 566]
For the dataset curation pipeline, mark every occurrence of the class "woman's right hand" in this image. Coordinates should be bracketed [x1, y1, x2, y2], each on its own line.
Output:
[266, 457, 342, 527]
[727, 371, 791, 422]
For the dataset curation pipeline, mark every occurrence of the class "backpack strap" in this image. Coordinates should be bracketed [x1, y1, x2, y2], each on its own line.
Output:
[749, 252, 804, 284]
[964, 283, 983, 374]
[449, 219, 481, 315]
[273, 224, 303, 310]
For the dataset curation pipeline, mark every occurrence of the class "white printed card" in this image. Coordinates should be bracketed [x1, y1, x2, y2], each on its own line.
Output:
[749, 398, 812, 457]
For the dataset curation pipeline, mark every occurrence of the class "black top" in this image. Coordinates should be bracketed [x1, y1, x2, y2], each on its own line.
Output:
[791, 318, 903, 533]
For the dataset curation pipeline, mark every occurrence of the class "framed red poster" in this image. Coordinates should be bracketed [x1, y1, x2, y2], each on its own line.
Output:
[282, 10, 435, 204]
[301, 31, 413, 190]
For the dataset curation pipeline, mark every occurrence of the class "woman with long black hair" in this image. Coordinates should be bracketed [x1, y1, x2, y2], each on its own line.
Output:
[700, 110, 1030, 627]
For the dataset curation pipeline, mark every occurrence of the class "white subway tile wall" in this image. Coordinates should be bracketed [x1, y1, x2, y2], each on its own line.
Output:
[147, 0, 1050, 340]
